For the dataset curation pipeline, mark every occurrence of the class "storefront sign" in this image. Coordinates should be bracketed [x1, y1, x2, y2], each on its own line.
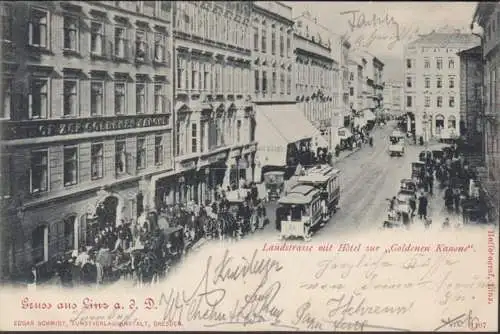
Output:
[1, 114, 170, 140]
[243, 143, 257, 153]
[179, 159, 197, 170]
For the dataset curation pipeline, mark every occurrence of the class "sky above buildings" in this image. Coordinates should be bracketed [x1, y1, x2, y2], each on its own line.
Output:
[283, 1, 477, 82]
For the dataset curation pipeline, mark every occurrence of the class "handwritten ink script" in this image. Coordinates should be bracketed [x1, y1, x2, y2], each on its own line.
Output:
[0, 234, 497, 331]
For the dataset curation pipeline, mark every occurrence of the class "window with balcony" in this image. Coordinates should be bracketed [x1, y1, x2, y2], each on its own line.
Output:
[191, 123, 197, 153]
[91, 143, 103, 180]
[448, 58, 455, 69]
[406, 96, 412, 107]
[32, 225, 48, 264]
[262, 71, 268, 93]
[424, 58, 430, 69]
[29, 78, 48, 119]
[28, 8, 49, 48]
[154, 83, 165, 114]
[114, 82, 126, 114]
[30, 150, 48, 194]
[64, 146, 78, 186]
[254, 70, 259, 92]
[90, 21, 104, 56]
[449, 96, 455, 108]
[1, 4, 12, 42]
[271, 30, 276, 55]
[114, 26, 127, 59]
[136, 82, 146, 114]
[449, 76, 455, 88]
[90, 81, 104, 116]
[406, 76, 412, 88]
[436, 58, 443, 70]
[63, 79, 78, 116]
[135, 30, 147, 62]
[425, 77, 430, 89]
[424, 95, 430, 107]
[115, 140, 126, 174]
[437, 77, 442, 88]
[437, 96, 443, 107]
[63, 16, 79, 51]
[154, 135, 163, 165]
[136, 137, 146, 170]
[1, 78, 12, 119]
[253, 27, 258, 51]
[261, 28, 267, 53]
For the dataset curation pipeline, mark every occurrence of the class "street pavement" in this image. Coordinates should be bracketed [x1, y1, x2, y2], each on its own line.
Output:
[246, 122, 480, 242]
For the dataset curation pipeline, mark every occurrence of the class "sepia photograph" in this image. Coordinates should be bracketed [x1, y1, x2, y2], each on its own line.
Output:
[0, 0, 498, 331]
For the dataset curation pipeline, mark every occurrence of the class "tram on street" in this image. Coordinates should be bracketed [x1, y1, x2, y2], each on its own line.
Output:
[276, 184, 323, 241]
[296, 165, 341, 223]
[389, 130, 406, 156]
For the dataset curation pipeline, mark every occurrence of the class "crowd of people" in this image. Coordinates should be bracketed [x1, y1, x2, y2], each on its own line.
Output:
[385, 141, 487, 229]
[26, 180, 270, 290]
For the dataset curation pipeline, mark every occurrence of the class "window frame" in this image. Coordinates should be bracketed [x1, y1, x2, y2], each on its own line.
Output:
[114, 25, 127, 59]
[28, 7, 49, 49]
[154, 82, 166, 114]
[63, 145, 79, 187]
[114, 81, 126, 115]
[90, 21, 104, 56]
[30, 149, 49, 194]
[90, 80, 104, 116]
[154, 135, 164, 166]
[437, 96, 443, 107]
[191, 122, 197, 153]
[136, 137, 146, 170]
[63, 78, 79, 117]
[136, 81, 147, 114]
[29, 77, 50, 120]
[90, 142, 104, 180]
[115, 140, 127, 175]
[1, 77, 13, 120]
[63, 15, 79, 52]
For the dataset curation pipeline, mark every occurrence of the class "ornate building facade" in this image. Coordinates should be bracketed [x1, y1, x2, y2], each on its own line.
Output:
[293, 12, 337, 150]
[0, 1, 174, 278]
[165, 1, 256, 207]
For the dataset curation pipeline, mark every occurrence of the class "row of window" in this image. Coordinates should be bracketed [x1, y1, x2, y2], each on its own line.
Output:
[405, 76, 456, 89]
[3, 137, 169, 197]
[296, 62, 335, 90]
[0, 6, 170, 65]
[175, 117, 255, 156]
[405, 95, 456, 108]
[406, 58, 456, 70]
[176, 57, 251, 94]
[253, 26, 292, 57]
[254, 70, 292, 95]
[1, 77, 168, 120]
[175, 2, 250, 50]
[302, 105, 332, 123]
[114, 1, 170, 18]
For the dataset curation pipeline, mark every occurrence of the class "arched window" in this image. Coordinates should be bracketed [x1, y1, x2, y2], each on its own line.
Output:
[448, 115, 456, 129]
[435, 114, 445, 129]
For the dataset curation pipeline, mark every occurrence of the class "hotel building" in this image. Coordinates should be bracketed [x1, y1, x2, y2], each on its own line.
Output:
[0, 1, 174, 278]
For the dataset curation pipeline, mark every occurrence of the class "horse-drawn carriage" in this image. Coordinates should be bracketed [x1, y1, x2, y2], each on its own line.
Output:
[263, 171, 285, 202]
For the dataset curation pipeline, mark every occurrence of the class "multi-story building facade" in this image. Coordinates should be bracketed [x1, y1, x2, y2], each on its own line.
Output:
[168, 1, 256, 207]
[372, 56, 385, 118]
[457, 46, 483, 139]
[383, 81, 404, 118]
[348, 56, 364, 115]
[252, 2, 320, 181]
[473, 3, 499, 224]
[341, 40, 351, 128]
[293, 12, 336, 150]
[0, 1, 173, 278]
[403, 31, 480, 142]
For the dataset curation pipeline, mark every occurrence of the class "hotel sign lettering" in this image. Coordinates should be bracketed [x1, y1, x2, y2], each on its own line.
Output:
[1, 115, 170, 140]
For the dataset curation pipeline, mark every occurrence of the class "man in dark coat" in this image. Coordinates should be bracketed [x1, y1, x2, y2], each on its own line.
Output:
[418, 192, 428, 220]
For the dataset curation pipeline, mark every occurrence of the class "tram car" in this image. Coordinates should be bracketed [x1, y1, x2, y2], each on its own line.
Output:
[276, 184, 323, 241]
[296, 165, 341, 223]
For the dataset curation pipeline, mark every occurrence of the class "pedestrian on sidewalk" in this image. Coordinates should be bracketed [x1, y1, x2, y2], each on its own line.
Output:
[418, 192, 428, 220]
[453, 187, 462, 213]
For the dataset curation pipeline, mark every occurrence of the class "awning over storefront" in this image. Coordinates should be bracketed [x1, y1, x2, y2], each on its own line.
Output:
[256, 104, 317, 166]
[338, 127, 353, 139]
[364, 109, 376, 121]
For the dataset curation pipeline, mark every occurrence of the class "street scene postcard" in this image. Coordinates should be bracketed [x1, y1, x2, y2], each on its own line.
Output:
[0, 0, 498, 332]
